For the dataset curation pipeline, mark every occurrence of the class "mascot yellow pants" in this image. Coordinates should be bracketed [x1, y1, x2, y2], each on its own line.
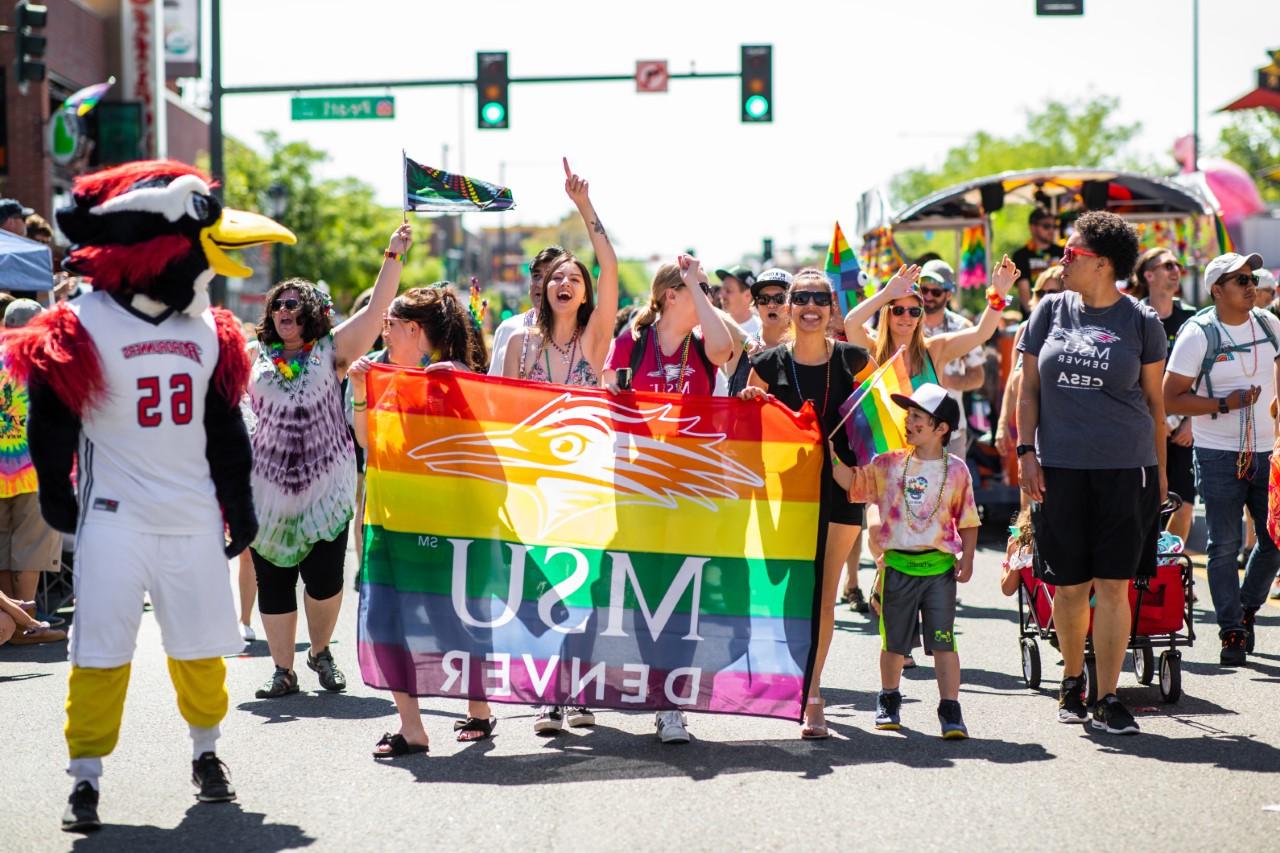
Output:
[66, 658, 228, 760]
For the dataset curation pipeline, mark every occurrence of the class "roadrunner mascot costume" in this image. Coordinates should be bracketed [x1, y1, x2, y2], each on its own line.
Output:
[5, 160, 295, 832]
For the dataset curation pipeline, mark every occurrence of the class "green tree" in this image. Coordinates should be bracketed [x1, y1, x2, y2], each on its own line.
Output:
[206, 132, 442, 309]
[1216, 109, 1280, 203]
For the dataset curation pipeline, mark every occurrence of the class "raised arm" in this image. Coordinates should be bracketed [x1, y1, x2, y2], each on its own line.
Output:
[843, 264, 920, 348]
[682, 255, 734, 365]
[333, 223, 413, 369]
[924, 255, 1018, 366]
[565, 158, 619, 369]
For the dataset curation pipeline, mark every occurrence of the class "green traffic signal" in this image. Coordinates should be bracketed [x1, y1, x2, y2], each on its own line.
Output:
[744, 95, 770, 120]
[481, 101, 506, 126]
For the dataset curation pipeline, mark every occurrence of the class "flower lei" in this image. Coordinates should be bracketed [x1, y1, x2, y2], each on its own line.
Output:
[269, 339, 316, 381]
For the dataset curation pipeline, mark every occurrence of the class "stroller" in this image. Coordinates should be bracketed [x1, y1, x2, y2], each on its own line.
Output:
[1017, 494, 1195, 704]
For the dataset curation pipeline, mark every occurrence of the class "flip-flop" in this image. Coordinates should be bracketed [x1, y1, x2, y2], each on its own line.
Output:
[800, 698, 830, 740]
[372, 732, 429, 758]
[456, 716, 497, 743]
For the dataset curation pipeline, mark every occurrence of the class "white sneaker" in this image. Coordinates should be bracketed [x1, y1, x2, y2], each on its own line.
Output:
[655, 710, 690, 744]
[566, 706, 595, 727]
[533, 705, 564, 734]
[239, 623, 256, 643]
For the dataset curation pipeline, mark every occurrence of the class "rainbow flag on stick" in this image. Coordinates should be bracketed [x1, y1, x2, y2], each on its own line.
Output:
[836, 347, 911, 465]
[824, 221, 869, 312]
[958, 225, 987, 289]
[357, 368, 824, 720]
[1213, 213, 1234, 254]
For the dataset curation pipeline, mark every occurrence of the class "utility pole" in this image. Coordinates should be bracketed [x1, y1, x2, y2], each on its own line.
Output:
[209, 0, 226, 304]
[1192, 0, 1200, 171]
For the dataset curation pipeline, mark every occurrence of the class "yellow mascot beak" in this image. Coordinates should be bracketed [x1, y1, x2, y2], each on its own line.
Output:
[200, 208, 297, 278]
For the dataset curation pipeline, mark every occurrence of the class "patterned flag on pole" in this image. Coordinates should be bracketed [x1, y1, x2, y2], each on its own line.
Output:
[404, 155, 515, 213]
[958, 225, 987, 289]
[824, 221, 869, 312]
[357, 367, 824, 720]
[838, 348, 911, 465]
[61, 78, 115, 117]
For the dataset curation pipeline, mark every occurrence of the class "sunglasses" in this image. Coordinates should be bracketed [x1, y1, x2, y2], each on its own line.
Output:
[1217, 272, 1259, 288]
[789, 291, 833, 307]
[1035, 287, 1064, 296]
[919, 286, 948, 298]
[754, 293, 787, 306]
[1061, 245, 1100, 265]
[1156, 260, 1183, 273]
[271, 298, 301, 313]
[890, 305, 923, 317]
[674, 282, 712, 296]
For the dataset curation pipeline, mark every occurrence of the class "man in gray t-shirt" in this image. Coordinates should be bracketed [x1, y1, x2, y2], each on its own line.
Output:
[1018, 291, 1167, 469]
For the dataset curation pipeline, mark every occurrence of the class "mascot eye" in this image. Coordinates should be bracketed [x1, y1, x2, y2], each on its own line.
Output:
[549, 434, 583, 461]
[185, 193, 211, 221]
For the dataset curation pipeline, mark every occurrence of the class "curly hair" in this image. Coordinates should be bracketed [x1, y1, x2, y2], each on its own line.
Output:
[256, 278, 334, 346]
[1074, 211, 1140, 280]
[389, 285, 483, 370]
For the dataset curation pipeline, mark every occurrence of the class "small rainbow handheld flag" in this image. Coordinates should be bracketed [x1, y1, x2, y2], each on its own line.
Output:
[61, 78, 115, 117]
[836, 348, 911, 465]
[824, 221, 869, 312]
[1213, 213, 1234, 254]
[958, 226, 987, 289]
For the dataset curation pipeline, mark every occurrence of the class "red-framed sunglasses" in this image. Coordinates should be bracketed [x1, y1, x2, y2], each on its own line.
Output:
[1061, 245, 1099, 265]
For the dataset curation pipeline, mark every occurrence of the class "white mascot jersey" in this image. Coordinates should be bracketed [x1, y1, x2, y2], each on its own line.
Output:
[72, 291, 223, 535]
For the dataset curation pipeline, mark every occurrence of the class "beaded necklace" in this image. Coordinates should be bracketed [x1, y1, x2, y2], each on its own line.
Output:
[653, 329, 692, 391]
[900, 448, 949, 531]
[269, 340, 316, 381]
[1217, 314, 1260, 378]
[787, 338, 833, 418]
[542, 330, 580, 383]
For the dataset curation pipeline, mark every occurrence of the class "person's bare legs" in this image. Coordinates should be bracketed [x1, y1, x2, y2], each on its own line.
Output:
[806, 522, 859, 731]
[261, 611, 299, 670]
[843, 530, 863, 597]
[390, 691, 429, 747]
[303, 590, 343, 656]
[1091, 579, 1132, 698]
[1052, 582, 1092, 680]
[933, 651, 960, 701]
[0, 571, 14, 599]
[237, 550, 256, 629]
[0, 570, 37, 603]
[1167, 501, 1193, 542]
[879, 650, 905, 691]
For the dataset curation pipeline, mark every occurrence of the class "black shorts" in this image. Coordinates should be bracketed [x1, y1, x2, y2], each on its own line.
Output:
[1033, 466, 1159, 586]
[253, 527, 350, 615]
[825, 472, 865, 527]
[1166, 439, 1196, 504]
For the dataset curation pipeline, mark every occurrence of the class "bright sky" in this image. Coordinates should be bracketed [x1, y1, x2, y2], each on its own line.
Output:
[214, 0, 1276, 269]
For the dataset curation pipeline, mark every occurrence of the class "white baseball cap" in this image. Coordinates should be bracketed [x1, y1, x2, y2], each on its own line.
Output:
[1256, 267, 1277, 291]
[1204, 252, 1264, 289]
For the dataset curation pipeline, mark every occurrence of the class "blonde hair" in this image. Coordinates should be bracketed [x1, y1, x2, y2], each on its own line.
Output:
[1033, 264, 1064, 294]
[631, 263, 685, 339]
[872, 297, 927, 376]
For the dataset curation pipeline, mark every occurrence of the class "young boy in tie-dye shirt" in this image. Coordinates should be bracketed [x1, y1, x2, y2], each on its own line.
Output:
[832, 383, 980, 739]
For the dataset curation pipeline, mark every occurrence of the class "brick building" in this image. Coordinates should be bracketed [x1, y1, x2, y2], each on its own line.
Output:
[0, 0, 208, 229]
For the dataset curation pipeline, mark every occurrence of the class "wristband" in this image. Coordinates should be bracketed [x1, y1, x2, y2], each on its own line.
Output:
[384, 250, 402, 262]
[1217, 397, 1229, 415]
[352, 400, 368, 410]
[1016, 444, 1036, 457]
[985, 286, 1009, 311]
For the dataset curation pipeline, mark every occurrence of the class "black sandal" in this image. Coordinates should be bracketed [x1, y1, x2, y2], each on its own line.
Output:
[372, 732, 429, 758]
[455, 716, 497, 742]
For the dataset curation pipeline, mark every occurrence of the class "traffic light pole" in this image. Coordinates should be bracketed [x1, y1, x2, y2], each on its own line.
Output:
[216, 70, 737, 97]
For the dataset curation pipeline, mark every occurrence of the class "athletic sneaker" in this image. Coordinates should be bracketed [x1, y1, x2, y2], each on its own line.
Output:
[937, 699, 968, 740]
[254, 666, 299, 699]
[533, 705, 564, 734]
[1243, 608, 1258, 654]
[1057, 674, 1088, 723]
[307, 648, 347, 692]
[656, 710, 690, 744]
[566, 706, 595, 727]
[1220, 630, 1247, 667]
[239, 623, 256, 643]
[874, 689, 902, 730]
[61, 781, 100, 833]
[849, 588, 870, 614]
[1091, 694, 1139, 735]
[192, 752, 237, 803]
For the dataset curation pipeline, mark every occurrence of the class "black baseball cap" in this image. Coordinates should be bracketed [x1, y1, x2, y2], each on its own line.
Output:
[715, 265, 756, 290]
[0, 199, 34, 221]
[750, 267, 792, 297]
[890, 382, 961, 443]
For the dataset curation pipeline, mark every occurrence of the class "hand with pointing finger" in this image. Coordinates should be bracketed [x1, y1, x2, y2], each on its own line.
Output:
[563, 157, 590, 209]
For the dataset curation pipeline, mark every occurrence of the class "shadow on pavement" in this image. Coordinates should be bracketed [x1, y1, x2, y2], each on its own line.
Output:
[0, 671, 51, 684]
[69, 802, 312, 853]
[227, 642, 312, 661]
[1090, 729, 1280, 772]
[236, 694, 394, 724]
[0, 641, 69, 664]
[954, 600, 1018, 624]
[369, 716, 1055, 785]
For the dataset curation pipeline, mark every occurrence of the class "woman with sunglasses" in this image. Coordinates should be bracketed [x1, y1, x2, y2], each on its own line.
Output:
[500, 160, 616, 735]
[1132, 247, 1198, 541]
[603, 254, 733, 397]
[1019, 211, 1167, 734]
[249, 223, 412, 701]
[502, 159, 617, 389]
[345, 285, 497, 755]
[739, 268, 872, 739]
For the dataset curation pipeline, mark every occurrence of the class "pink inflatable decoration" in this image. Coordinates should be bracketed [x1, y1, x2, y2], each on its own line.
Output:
[1174, 135, 1266, 226]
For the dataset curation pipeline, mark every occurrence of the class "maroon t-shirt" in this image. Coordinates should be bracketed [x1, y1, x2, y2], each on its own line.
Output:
[606, 329, 714, 395]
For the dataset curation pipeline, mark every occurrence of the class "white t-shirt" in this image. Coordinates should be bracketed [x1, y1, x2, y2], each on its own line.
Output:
[923, 309, 983, 439]
[736, 313, 762, 339]
[488, 309, 535, 376]
[1167, 311, 1279, 452]
[73, 292, 223, 534]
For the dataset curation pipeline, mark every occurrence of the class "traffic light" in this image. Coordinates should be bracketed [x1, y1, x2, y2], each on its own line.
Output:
[14, 2, 49, 87]
[476, 51, 509, 130]
[741, 44, 772, 123]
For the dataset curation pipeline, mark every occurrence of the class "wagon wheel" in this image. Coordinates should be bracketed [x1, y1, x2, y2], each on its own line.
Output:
[1132, 646, 1155, 685]
[1021, 638, 1041, 689]
[1159, 651, 1182, 703]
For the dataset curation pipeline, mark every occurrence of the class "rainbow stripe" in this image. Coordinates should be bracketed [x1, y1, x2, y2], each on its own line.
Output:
[824, 221, 870, 312]
[357, 368, 824, 720]
[838, 352, 911, 465]
[958, 226, 987, 289]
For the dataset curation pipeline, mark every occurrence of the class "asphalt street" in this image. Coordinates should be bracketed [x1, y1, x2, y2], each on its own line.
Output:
[4, 530, 1280, 852]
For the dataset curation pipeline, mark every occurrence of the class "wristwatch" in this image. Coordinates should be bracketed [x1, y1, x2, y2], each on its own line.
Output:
[1016, 444, 1036, 457]
[1217, 397, 1230, 415]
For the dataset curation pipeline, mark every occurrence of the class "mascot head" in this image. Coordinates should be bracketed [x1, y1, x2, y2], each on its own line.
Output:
[56, 160, 297, 316]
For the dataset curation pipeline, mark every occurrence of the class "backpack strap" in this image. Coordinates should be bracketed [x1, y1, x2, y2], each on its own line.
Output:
[1251, 307, 1279, 351]
[690, 333, 715, 378]
[1184, 307, 1222, 410]
[630, 324, 650, 377]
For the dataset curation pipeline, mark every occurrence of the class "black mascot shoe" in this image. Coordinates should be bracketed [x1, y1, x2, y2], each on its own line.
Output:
[192, 752, 237, 803]
[61, 781, 101, 833]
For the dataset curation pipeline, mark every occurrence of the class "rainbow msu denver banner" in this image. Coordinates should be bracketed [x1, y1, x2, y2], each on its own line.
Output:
[356, 366, 824, 720]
